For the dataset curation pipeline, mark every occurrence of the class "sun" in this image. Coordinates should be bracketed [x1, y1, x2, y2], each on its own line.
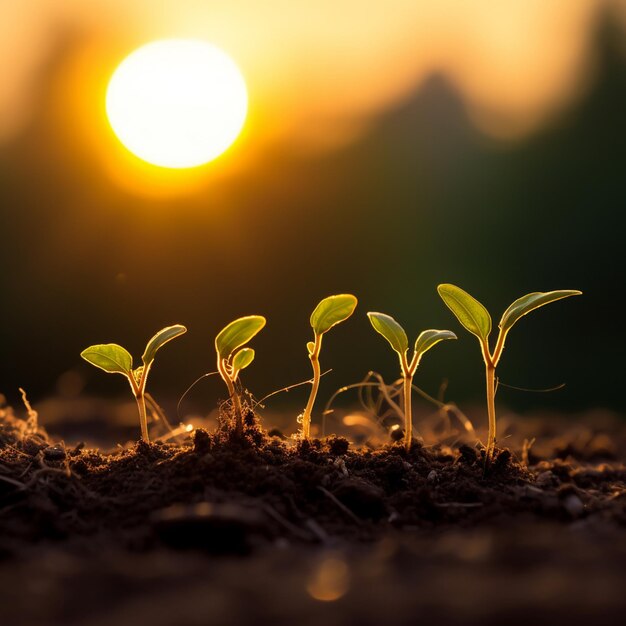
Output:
[106, 40, 248, 169]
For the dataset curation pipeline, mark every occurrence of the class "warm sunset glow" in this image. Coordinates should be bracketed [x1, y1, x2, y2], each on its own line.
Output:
[105, 39, 247, 168]
[1, 2, 624, 149]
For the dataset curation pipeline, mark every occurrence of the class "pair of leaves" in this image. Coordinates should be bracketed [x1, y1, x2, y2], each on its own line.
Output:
[437, 284, 582, 344]
[367, 312, 456, 372]
[81, 325, 187, 378]
[215, 315, 266, 379]
[310, 294, 358, 337]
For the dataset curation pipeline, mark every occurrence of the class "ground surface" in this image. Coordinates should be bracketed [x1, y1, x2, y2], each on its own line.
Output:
[1, 402, 625, 625]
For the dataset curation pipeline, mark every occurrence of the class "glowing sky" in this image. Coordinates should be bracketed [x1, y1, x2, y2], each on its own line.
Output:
[1, 0, 625, 152]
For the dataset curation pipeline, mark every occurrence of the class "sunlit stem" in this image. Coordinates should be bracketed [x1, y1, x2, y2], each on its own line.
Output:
[302, 333, 322, 440]
[400, 353, 416, 452]
[218, 357, 243, 435]
[480, 339, 500, 461]
[128, 373, 150, 443]
[484, 362, 497, 460]
[135, 392, 149, 443]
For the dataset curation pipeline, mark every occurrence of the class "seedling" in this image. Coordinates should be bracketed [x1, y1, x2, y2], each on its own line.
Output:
[301, 294, 358, 439]
[215, 315, 266, 435]
[81, 325, 187, 443]
[367, 312, 456, 450]
[437, 284, 582, 460]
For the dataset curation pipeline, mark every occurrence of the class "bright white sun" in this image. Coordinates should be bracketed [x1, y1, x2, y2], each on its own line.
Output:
[106, 39, 248, 169]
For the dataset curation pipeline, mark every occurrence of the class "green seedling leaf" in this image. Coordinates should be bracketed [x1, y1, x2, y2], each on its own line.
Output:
[142, 324, 187, 367]
[231, 348, 255, 380]
[310, 294, 358, 335]
[499, 290, 582, 334]
[437, 284, 492, 342]
[216, 315, 266, 359]
[414, 329, 457, 359]
[81, 344, 133, 375]
[306, 341, 315, 355]
[367, 312, 409, 356]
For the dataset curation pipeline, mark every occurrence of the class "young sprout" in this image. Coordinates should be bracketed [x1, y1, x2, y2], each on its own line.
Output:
[301, 295, 358, 440]
[367, 312, 456, 451]
[437, 284, 582, 460]
[81, 325, 187, 443]
[215, 315, 266, 435]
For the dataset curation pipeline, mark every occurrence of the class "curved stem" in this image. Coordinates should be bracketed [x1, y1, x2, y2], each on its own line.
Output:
[229, 377, 244, 435]
[218, 357, 243, 435]
[302, 333, 322, 440]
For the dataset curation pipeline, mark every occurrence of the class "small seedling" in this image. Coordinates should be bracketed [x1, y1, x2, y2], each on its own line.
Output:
[367, 312, 456, 450]
[437, 283, 582, 460]
[81, 325, 187, 443]
[301, 294, 358, 439]
[215, 315, 266, 435]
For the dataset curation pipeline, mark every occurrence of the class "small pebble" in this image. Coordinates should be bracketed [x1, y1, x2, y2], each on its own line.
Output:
[427, 470, 438, 482]
[390, 428, 404, 442]
[43, 444, 66, 461]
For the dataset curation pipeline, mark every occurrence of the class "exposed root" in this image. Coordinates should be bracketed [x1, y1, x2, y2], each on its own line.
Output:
[322, 371, 475, 447]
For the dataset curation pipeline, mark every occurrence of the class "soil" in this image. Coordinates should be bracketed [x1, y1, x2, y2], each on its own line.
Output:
[1, 402, 625, 626]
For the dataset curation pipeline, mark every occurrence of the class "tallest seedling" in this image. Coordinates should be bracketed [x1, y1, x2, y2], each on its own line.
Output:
[437, 284, 581, 460]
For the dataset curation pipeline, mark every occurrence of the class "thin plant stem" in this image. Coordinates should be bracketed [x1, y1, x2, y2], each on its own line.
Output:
[402, 372, 414, 451]
[481, 339, 497, 460]
[302, 333, 322, 440]
[401, 353, 414, 451]
[485, 363, 496, 460]
[218, 358, 243, 435]
[135, 392, 149, 443]
[128, 373, 150, 443]
[229, 378, 244, 435]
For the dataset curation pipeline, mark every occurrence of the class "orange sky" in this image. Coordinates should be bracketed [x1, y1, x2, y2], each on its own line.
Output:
[1, 0, 625, 156]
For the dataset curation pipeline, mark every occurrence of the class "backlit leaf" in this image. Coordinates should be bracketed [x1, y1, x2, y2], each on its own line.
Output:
[310, 294, 358, 335]
[81, 344, 133, 376]
[414, 329, 457, 359]
[306, 341, 315, 355]
[142, 324, 187, 367]
[499, 290, 582, 334]
[216, 315, 266, 359]
[437, 284, 492, 342]
[232, 348, 255, 380]
[367, 312, 408, 356]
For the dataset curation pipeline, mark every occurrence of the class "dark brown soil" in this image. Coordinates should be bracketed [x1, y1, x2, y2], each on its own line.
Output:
[1, 403, 625, 625]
